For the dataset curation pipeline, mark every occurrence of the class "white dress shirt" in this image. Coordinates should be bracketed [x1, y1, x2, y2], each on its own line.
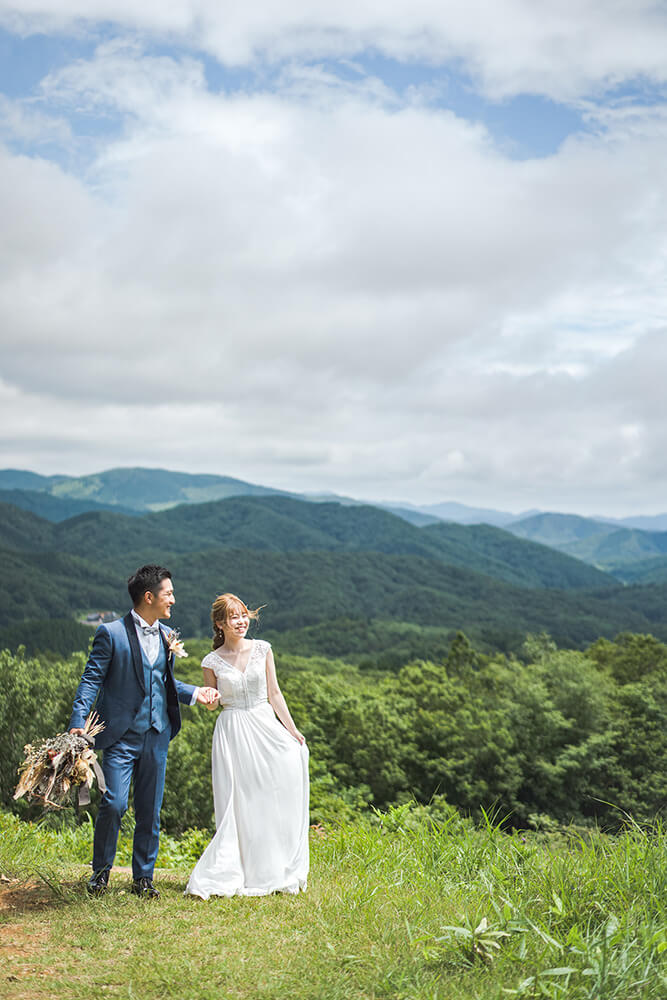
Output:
[131, 610, 199, 705]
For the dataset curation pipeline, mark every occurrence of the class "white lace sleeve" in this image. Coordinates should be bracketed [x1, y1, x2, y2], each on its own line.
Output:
[201, 651, 223, 676]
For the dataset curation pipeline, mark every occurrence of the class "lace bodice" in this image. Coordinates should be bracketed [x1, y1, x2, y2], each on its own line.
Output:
[202, 639, 270, 711]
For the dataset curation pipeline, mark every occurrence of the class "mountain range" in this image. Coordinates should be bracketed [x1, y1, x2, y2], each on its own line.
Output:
[3, 464, 667, 526]
[3, 466, 667, 585]
[2, 472, 667, 661]
[506, 512, 667, 582]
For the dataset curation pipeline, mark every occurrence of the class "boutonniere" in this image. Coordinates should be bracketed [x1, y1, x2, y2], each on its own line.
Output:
[166, 629, 188, 658]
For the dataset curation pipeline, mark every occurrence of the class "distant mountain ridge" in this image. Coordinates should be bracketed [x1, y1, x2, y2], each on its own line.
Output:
[43, 467, 294, 511]
[4, 467, 667, 586]
[0, 489, 139, 522]
[507, 512, 614, 547]
[0, 494, 613, 591]
[4, 466, 667, 530]
[507, 511, 667, 581]
[411, 500, 540, 526]
[2, 490, 667, 656]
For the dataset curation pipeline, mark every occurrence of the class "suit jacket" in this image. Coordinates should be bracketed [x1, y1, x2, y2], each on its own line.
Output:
[69, 612, 196, 750]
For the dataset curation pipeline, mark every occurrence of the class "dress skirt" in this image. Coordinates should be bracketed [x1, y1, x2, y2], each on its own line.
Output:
[185, 700, 310, 899]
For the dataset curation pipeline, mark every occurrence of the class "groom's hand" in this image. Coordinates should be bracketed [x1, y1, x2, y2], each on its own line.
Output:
[196, 686, 220, 706]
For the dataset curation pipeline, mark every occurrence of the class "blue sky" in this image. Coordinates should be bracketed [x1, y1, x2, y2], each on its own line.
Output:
[1, 2, 667, 515]
[0, 23, 596, 158]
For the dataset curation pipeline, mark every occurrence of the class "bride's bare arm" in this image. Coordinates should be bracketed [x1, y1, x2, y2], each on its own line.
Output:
[265, 647, 305, 743]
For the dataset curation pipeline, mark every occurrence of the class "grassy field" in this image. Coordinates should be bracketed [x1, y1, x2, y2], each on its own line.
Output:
[0, 807, 665, 1000]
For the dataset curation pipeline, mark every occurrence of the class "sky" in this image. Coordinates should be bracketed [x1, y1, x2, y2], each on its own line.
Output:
[1, 2, 667, 516]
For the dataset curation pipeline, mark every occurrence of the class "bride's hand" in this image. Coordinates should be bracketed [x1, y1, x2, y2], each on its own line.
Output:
[291, 728, 306, 744]
[197, 686, 220, 709]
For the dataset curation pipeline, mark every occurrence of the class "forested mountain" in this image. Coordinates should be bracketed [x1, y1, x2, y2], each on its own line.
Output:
[611, 512, 667, 531]
[564, 526, 667, 570]
[419, 521, 612, 589]
[0, 467, 525, 523]
[618, 555, 667, 584]
[507, 512, 614, 547]
[0, 503, 58, 551]
[2, 492, 666, 659]
[0, 470, 68, 490]
[3, 537, 666, 656]
[0, 546, 125, 624]
[416, 500, 537, 525]
[0, 489, 138, 522]
[0, 466, 294, 513]
[507, 512, 667, 579]
[0, 494, 613, 589]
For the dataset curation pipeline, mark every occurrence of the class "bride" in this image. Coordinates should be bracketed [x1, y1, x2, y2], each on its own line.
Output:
[185, 593, 309, 898]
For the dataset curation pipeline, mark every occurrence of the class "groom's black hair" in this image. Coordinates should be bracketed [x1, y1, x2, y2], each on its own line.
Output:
[127, 564, 172, 606]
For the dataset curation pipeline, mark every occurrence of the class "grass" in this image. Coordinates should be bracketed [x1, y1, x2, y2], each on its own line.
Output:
[0, 807, 665, 999]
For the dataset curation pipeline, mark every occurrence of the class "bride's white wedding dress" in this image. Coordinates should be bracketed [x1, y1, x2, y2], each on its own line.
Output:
[184, 639, 309, 899]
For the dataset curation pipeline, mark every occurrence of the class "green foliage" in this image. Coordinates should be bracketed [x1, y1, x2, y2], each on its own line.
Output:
[0, 617, 94, 658]
[167, 631, 667, 832]
[588, 632, 667, 684]
[0, 647, 85, 810]
[1, 631, 666, 834]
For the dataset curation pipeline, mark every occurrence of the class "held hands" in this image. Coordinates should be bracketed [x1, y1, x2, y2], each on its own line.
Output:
[197, 686, 220, 709]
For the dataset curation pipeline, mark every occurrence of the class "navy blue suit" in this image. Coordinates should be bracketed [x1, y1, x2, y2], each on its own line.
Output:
[69, 612, 196, 879]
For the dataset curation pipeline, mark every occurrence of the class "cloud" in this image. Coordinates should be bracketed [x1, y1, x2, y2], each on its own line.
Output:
[0, 94, 71, 145]
[3, 1, 667, 101]
[1, 21, 667, 514]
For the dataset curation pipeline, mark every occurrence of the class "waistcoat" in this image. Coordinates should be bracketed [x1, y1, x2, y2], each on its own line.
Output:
[130, 640, 168, 734]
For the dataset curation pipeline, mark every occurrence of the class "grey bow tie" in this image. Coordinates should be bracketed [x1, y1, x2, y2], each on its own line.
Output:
[139, 624, 160, 636]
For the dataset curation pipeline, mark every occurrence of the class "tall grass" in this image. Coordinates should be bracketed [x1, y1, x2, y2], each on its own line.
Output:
[0, 805, 665, 999]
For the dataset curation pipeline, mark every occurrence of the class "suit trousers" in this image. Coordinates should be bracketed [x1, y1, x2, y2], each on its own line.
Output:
[92, 726, 171, 880]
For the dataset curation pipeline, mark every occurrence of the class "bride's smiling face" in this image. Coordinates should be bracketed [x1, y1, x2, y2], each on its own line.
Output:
[223, 607, 250, 640]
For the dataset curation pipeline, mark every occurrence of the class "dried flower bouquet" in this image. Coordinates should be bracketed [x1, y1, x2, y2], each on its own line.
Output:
[14, 713, 106, 809]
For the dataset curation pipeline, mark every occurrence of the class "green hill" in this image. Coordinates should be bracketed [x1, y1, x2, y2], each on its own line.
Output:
[31, 466, 291, 511]
[3, 494, 665, 659]
[616, 555, 667, 584]
[563, 526, 667, 569]
[420, 520, 613, 589]
[507, 512, 667, 579]
[0, 539, 662, 654]
[163, 547, 666, 650]
[507, 511, 615, 547]
[0, 494, 614, 590]
[0, 502, 58, 551]
[0, 469, 66, 490]
[0, 546, 125, 624]
[0, 489, 139, 522]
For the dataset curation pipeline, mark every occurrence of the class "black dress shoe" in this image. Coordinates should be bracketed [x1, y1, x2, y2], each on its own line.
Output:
[87, 868, 110, 896]
[131, 877, 160, 899]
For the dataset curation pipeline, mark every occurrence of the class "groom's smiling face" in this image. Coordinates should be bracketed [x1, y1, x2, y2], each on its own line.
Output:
[148, 578, 175, 620]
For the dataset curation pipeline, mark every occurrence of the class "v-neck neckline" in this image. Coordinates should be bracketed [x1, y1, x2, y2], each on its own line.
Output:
[214, 640, 255, 675]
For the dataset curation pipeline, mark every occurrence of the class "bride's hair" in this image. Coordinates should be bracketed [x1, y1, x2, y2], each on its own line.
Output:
[211, 593, 262, 648]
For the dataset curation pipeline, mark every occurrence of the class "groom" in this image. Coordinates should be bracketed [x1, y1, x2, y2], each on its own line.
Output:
[69, 564, 219, 899]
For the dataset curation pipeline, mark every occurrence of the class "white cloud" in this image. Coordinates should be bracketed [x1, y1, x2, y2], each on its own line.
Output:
[1, 20, 667, 514]
[0, 94, 71, 145]
[3, 1, 667, 101]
